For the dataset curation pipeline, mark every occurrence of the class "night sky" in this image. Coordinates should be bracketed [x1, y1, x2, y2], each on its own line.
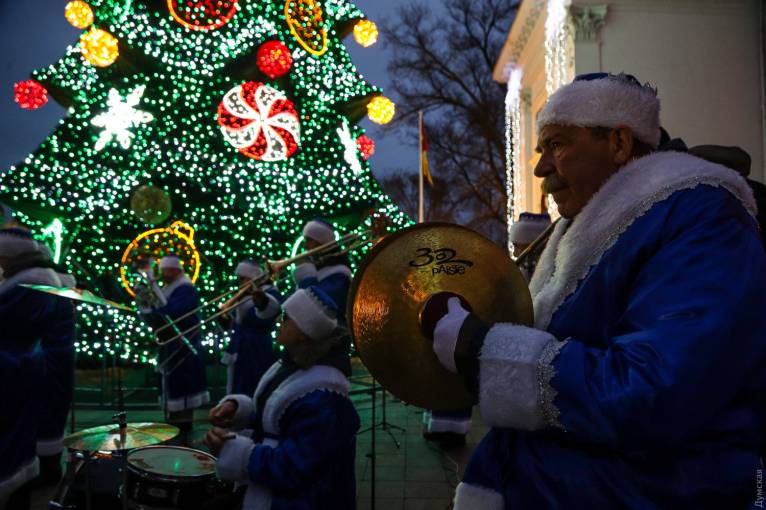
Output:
[0, 0, 441, 180]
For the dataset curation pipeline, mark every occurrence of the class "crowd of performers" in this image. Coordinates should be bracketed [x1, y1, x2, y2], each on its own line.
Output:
[3, 71, 766, 510]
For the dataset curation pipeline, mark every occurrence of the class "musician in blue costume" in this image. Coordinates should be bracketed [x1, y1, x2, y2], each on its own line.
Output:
[0, 228, 69, 509]
[33, 261, 77, 487]
[293, 219, 352, 325]
[221, 260, 283, 396]
[429, 73, 766, 509]
[140, 255, 209, 445]
[205, 286, 359, 510]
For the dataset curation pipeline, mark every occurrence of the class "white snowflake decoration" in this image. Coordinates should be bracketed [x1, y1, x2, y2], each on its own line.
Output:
[337, 119, 363, 175]
[91, 85, 154, 152]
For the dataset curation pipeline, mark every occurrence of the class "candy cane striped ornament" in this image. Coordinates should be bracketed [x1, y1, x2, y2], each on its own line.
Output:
[217, 82, 301, 161]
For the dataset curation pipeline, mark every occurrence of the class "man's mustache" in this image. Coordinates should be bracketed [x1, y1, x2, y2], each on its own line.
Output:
[542, 176, 568, 194]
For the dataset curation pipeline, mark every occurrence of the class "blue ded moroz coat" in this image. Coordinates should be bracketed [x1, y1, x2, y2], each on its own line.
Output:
[455, 152, 766, 510]
[36, 276, 76, 457]
[223, 285, 283, 396]
[146, 275, 209, 412]
[0, 267, 65, 499]
[216, 361, 360, 509]
[294, 262, 351, 325]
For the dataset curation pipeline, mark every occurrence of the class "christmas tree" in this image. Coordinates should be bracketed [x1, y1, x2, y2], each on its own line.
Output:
[3, 0, 404, 364]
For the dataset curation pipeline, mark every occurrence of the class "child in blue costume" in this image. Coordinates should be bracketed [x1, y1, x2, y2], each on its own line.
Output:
[206, 286, 359, 510]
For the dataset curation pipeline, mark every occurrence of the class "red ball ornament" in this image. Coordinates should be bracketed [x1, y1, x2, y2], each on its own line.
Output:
[256, 41, 293, 79]
[217, 82, 301, 162]
[168, 0, 238, 31]
[14, 80, 48, 110]
[357, 135, 375, 161]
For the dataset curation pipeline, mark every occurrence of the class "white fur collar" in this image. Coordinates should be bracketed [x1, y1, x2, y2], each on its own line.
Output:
[529, 151, 756, 331]
[252, 361, 349, 435]
[0, 267, 61, 298]
[317, 264, 352, 281]
[161, 275, 193, 299]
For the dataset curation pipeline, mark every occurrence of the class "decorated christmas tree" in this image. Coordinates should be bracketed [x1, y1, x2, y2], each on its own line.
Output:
[3, 0, 404, 364]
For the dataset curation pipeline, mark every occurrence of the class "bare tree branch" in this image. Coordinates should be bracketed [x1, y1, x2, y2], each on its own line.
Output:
[379, 0, 517, 244]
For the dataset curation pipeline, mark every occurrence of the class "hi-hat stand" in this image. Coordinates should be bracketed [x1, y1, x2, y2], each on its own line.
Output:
[359, 379, 406, 510]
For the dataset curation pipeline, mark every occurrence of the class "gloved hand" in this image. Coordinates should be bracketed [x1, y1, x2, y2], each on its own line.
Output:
[433, 297, 471, 373]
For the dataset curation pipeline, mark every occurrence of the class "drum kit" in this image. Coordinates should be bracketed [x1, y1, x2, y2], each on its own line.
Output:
[49, 412, 230, 510]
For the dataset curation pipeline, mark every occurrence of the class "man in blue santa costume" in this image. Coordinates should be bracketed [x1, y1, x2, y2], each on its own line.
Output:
[0, 228, 71, 509]
[204, 286, 359, 510]
[140, 254, 209, 445]
[293, 219, 352, 325]
[33, 246, 77, 487]
[221, 259, 283, 396]
[428, 73, 766, 509]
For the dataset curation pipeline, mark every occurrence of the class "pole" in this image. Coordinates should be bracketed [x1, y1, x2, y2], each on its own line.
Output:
[418, 111, 425, 224]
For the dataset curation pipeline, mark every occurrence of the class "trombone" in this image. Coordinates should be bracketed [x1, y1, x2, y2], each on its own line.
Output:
[154, 228, 376, 347]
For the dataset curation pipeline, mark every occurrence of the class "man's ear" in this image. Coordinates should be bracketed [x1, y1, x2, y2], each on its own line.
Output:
[609, 126, 634, 165]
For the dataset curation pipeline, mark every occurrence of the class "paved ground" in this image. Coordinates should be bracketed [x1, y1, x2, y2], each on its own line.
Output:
[30, 365, 488, 509]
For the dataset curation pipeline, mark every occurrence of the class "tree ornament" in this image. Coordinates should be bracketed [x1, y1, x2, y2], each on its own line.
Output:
[217, 82, 301, 161]
[130, 185, 172, 225]
[353, 20, 379, 48]
[168, 0, 239, 31]
[80, 28, 119, 67]
[357, 135, 375, 160]
[14, 80, 49, 110]
[65, 1, 94, 29]
[256, 41, 293, 79]
[367, 96, 396, 125]
[120, 220, 201, 297]
[337, 120, 363, 175]
[285, 0, 327, 57]
[91, 85, 154, 151]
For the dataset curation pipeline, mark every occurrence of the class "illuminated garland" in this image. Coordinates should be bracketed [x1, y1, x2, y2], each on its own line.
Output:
[3, 0, 408, 364]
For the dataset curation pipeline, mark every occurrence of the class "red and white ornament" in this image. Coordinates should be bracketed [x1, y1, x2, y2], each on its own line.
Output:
[256, 41, 293, 79]
[357, 135, 375, 160]
[14, 80, 48, 110]
[217, 82, 301, 161]
[168, 0, 238, 31]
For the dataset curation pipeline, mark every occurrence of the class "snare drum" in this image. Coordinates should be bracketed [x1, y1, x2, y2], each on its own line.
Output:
[125, 445, 229, 510]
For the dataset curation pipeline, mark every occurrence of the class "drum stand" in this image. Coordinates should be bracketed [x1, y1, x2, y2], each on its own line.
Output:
[359, 380, 405, 510]
[359, 380, 405, 447]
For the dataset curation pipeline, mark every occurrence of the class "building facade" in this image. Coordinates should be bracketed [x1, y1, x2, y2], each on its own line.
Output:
[494, 0, 765, 236]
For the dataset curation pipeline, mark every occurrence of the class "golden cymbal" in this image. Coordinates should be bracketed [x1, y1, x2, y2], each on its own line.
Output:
[19, 284, 134, 312]
[63, 422, 179, 452]
[349, 223, 533, 411]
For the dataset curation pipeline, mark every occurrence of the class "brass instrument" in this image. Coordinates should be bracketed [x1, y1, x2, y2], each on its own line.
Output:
[155, 228, 379, 347]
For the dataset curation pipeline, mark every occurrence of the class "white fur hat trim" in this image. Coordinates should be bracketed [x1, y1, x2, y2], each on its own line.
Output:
[159, 255, 183, 270]
[303, 220, 335, 245]
[537, 76, 661, 148]
[236, 261, 265, 280]
[282, 289, 337, 340]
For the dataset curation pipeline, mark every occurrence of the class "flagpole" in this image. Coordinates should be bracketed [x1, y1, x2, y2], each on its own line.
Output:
[418, 111, 425, 223]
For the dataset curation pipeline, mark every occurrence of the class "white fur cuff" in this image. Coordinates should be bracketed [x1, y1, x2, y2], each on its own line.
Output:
[216, 434, 254, 482]
[221, 394, 255, 431]
[293, 262, 317, 284]
[454, 482, 504, 510]
[479, 324, 559, 430]
[538, 77, 661, 148]
[255, 293, 280, 320]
